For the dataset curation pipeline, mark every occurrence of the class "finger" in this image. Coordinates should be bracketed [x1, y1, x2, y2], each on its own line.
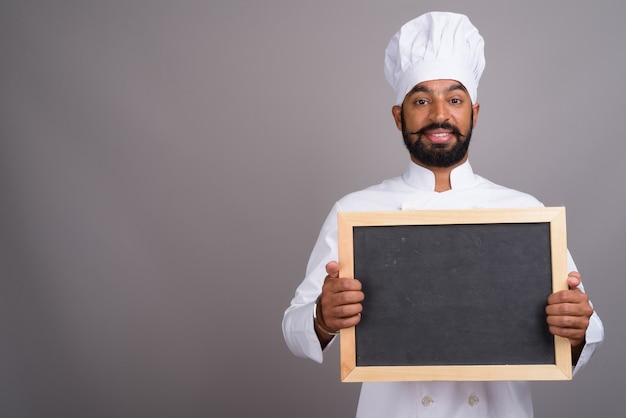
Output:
[546, 310, 590, 328]
[546, 301, 593, 322]
[333, 287, 365, 305]
[326, 312, 362, 331]
[328, 301, 363, 319]
[323, 302, 363, 330]
[547, 324, 586, 346]
[547, 289, 590, 306]
[325, 261, 340, 279]
[323, 278, 363, 295]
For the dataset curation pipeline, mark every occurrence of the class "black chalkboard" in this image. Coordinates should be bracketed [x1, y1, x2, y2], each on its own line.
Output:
[338, 208, 571, 382]
[353, 222, 553, 367]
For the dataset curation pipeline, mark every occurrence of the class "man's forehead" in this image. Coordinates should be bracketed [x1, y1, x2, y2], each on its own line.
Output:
[410, 79, 468, 94]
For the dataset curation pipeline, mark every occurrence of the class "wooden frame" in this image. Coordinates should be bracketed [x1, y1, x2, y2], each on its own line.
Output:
[338, 207, 571, 382]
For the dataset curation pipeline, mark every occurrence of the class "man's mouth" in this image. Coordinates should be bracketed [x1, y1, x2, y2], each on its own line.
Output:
[411, 123, 464, 144]
[425, 130, 454, 144]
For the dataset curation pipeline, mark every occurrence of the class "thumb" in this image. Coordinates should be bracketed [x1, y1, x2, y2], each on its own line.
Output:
[567, 271, 581, 289]
[325, 261, 340, 279]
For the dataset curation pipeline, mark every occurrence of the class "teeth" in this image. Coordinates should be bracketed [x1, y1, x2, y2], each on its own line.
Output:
[432, 133, 448, 137]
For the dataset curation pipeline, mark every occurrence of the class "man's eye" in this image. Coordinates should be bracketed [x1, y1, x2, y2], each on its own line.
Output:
[450, 98, 461, 104]
[415, 99, 428, 105]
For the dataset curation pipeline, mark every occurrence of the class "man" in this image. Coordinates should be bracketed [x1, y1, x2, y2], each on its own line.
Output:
[282, 11, 604, 417]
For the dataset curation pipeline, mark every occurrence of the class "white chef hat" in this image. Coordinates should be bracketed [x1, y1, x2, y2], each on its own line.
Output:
[384, 11, 485, 105]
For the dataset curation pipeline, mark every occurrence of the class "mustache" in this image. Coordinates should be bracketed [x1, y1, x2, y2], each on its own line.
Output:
[410, 122, 466, 138]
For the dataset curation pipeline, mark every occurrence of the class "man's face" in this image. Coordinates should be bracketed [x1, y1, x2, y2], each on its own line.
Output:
[392, 79, 480, 169]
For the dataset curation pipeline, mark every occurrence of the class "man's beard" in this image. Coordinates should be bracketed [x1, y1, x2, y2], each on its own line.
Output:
[401, 110, 473, 168]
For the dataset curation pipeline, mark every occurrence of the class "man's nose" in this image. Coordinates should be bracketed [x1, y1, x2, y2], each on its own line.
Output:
[430, 100, 450, 123]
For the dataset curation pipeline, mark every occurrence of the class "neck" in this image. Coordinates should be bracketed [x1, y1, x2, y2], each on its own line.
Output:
[432, 167, 453, 192]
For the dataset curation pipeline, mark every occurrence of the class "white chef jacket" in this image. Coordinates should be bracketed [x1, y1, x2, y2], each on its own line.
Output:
[282, 160, 604, 418]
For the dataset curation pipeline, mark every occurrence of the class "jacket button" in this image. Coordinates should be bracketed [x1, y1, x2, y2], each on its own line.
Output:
[468, 394, 480, 407]
[421, 396, 435, 407]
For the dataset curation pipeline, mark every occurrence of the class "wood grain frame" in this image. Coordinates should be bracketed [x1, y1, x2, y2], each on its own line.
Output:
[337, 207, 571, 382]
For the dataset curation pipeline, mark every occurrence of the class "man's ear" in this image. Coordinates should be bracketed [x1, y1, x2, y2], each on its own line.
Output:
[472, 103, 480, 126]
[391, 105, 403, 131]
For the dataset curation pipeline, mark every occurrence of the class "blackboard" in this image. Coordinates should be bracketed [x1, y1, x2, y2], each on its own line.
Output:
[337, 207, 571, 382]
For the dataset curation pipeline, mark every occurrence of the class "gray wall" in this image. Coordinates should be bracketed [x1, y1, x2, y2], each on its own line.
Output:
[1, 1, 623, 417]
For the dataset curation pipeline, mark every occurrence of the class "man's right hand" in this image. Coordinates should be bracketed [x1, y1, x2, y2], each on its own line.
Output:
[314, 261, 364, 345]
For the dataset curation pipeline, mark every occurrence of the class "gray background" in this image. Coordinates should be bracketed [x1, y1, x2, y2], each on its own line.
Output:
[1, 1, 623, 417]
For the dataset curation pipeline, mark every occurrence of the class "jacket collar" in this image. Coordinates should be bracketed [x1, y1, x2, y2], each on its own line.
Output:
[402, 159, 477, 191]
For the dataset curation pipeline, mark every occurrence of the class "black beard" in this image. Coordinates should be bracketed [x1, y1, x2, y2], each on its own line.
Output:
[401, 110, 473, 168]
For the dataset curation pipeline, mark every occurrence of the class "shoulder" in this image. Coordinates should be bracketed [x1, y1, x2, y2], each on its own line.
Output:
[472, 174, 544, 208]
[335, 175, 410, 212]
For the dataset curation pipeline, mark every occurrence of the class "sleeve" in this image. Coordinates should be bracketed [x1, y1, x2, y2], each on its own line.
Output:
[281, 202, 341, 363]
[566, 252, 605, 375]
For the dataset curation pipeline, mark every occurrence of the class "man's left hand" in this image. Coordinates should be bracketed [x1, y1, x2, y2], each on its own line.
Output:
[545, 271, 593, 348]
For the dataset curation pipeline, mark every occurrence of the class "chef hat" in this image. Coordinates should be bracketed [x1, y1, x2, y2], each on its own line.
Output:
[384, 11, 485, 105]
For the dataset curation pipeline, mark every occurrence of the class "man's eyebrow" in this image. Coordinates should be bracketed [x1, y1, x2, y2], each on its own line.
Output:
[408, 85, 432, 95]
[445, 83, 466, 93]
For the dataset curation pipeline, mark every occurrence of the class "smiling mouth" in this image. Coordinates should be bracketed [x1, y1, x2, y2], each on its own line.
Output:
[426, 131, 454, 144]
[411, 123, 465, 144]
